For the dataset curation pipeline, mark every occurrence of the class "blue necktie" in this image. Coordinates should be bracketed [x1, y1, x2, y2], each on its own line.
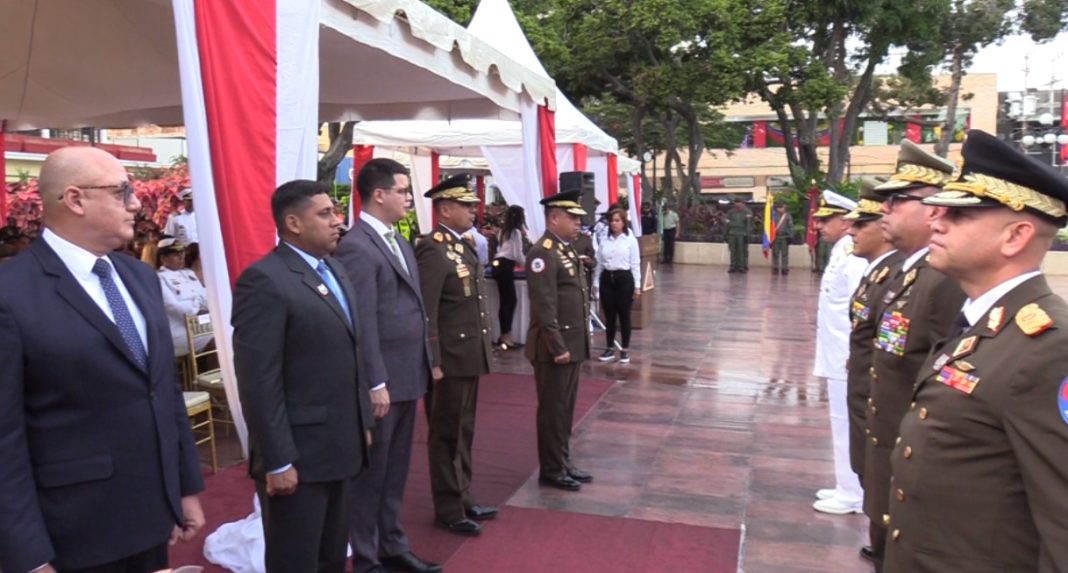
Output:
[92, 258, 147, 368]
[317, 261, 352, 326]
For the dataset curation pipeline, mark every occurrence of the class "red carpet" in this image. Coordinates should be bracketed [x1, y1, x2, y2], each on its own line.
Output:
[443, 506, 741, 573]
[170, 373, 613, 570]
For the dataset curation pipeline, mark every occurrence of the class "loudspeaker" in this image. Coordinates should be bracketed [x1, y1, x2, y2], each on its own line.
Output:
[559, 171, 596, 226]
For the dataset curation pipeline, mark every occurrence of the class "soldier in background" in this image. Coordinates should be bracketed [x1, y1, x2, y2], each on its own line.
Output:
[525, 189, 592, 492]
[726, 198, 751, 273]
[415, 174, 497, 538]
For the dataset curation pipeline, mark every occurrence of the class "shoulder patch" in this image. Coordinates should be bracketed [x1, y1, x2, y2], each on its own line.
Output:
[433, 231, 444, 243]
[542, 238, 554, 250]
[530, 258, 546, 273]
[1059, 377, 1068, 426]
[1016, 303, 1053, 337]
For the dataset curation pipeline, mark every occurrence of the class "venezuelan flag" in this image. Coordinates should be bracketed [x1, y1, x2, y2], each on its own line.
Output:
[762, 198, 776, 258]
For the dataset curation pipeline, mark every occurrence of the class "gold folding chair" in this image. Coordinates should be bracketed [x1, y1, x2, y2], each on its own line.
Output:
[184, 390, 216, 473]
[184, 314, 234, 436]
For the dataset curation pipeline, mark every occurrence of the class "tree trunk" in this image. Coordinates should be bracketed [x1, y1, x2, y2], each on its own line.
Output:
[828, 57, 880, 184]
[662, 111, 678, 202]
[317, 121, 355, 184]
[935, 39, 964, 158]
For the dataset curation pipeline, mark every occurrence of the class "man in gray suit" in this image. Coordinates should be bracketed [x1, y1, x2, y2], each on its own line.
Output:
[336, 158, 440, 573]
[233, 180, 373, 573]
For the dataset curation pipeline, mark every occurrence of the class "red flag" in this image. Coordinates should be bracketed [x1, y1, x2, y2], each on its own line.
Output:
[1060, 91, 1067, 164]
[0, 123, 7, 225]
[805, 185, 820, 253]
[350, 144, 375, 218]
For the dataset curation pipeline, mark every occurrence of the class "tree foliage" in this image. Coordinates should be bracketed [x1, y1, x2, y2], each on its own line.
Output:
[1020, 0, 1068, 40]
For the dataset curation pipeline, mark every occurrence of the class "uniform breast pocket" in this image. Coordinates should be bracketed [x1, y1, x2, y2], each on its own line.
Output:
[876, 310, 909, 356]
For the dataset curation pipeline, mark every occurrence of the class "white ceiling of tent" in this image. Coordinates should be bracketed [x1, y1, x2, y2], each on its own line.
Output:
[0, 0, 556, 130]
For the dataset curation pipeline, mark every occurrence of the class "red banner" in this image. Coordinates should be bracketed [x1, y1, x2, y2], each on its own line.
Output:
[538, 105, 558, 198]
[753, 121, 767, 148]
[431, 151, 440, 226]
[572, 143, 587, 172]
[906, 116, 922, 143]
[1061, 91, 1067, 164]
[607, 153, 619, 207]
[632, 174, 641, 213]
[0, 125, 7, 225]
[476, 175, 485, 222]
[351, 144, 375, 217]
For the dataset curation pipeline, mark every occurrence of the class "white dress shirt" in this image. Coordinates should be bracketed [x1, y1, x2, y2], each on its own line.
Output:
[158, 266, 209, 356]
[813, 234, 868, 379]
[593, 231, 641, 286]
[496, 228, 526, 262]
[902, 246, 930, 272]
[41, 228, 148, 351]
[960, 270, 1042, 327]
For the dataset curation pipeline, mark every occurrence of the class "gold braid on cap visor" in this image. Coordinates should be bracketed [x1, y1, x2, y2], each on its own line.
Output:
[889, 164, 954, 187]
[434, 187, 477, 200]
[943, 173, 1066, 218]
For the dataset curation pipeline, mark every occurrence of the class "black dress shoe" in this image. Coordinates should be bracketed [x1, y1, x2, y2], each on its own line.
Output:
[465, 504, 499, 521]
[859, 545, 875, 562]
[567, 468, 593, 483]
[436, 517, 482, 536]
[539, 474, 582, 491]
[379, 551, 442, 573]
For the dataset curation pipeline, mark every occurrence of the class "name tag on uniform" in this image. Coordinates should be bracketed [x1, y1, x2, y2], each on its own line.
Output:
[936, 365, 980, 394]
[876, 310, 910, 356]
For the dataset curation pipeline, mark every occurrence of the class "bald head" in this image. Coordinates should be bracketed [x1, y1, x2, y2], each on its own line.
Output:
[39, 147, 139, 256]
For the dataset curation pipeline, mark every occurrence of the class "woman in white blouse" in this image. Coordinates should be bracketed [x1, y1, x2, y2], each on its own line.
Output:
[593, 208, 641, 364]
[493, 205, 527, 349]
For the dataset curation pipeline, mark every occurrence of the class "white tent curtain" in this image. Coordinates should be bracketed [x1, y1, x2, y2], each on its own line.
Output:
[407, 152, 435, 233]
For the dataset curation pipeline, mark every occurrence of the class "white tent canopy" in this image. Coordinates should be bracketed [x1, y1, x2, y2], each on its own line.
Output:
[0, 0, 556, 130]
[353, 0, 640, 236]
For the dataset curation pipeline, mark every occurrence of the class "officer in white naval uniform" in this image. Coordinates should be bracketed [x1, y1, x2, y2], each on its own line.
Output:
[811, 190, 868, 514]
[164, 188, 199, 245]
[156, 238, 209, 357]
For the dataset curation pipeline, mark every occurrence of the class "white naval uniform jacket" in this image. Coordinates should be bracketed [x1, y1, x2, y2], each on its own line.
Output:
[813, 235, 867, 379]
[158, 267, 209, 356]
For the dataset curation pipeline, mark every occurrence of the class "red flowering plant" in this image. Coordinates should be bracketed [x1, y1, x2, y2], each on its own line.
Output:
[1, 161, 190, 248]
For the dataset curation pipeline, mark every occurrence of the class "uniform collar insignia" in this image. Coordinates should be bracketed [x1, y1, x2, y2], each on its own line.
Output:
[953, 335, 977, 358]
[986, 306, 1005, 333]
[903, 269, 918, 288]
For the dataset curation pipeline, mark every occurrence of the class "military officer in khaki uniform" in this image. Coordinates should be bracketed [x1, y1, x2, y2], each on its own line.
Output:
[884, 130, 1068, 573]
[414, 174, 497, 537]
[864, 141, 967, 571]
[841, 178, 904, 561]
[526, 189, 593, 492]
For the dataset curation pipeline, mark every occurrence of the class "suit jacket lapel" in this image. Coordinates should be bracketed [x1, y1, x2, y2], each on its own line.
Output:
[277, 245, 353, 335]
[32, 240, 147, 372]
[326, 256, 359, 336]
[361, 221, 418, 291]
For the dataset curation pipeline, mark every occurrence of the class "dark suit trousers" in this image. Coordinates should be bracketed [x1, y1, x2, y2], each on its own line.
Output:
[349, 399, 416, 573]
[60, 543, 167, 573]
[255, 478, 349, 573]
[428, 376, 480, 522]
[534, 361, 581, 477]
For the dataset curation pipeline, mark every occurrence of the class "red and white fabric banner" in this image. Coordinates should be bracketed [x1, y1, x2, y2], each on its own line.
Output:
[606, 153, 619, 206]
[628, 174, 642, 237]
[538, 105, 557, 198]
[349, 144, 375, 219]
[572, 142, 588, 172]
[0, 125, 7, 224]
[173, 0, 321, 450]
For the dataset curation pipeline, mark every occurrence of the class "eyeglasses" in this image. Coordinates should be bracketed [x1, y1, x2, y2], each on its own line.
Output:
[70, 181, 136, 206]
[885, 193, 925, 211]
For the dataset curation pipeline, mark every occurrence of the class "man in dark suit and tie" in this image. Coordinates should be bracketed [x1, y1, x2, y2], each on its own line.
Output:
[232, 180, 374, 572]
[336, 158, 440, 573]
[0, 147, 205, 573]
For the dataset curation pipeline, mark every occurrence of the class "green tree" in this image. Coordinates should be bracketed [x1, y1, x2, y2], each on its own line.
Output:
[1020, 0, 1068, 40]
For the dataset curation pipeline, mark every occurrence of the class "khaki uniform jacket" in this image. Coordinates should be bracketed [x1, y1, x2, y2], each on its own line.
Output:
[885, 275, 1068, 573]
[415, 226, 493, 378]
[524, 232, 591, 363]
[846, 250, 906, 476]
[864, 255, 965, 520]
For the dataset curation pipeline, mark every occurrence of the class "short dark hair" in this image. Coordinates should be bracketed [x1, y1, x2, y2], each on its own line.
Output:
[356, 158, 409, 202]
[271, 179, 330, 232]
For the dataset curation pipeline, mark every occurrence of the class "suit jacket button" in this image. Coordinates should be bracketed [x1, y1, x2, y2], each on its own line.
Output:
[895, 436, 901, 445]
[903, 446, 912, 459]
[892, 529, 901, 541]
[882, 514, 891, 526]
[460, 333, 466, 339]
[895, 489, 905, 501]
[482, 328, 488, 334]
[149, 391, 156, 400]
[910, 401, 916, 410]
[918, 407, 929, 420]
[871, 437, 879, 446]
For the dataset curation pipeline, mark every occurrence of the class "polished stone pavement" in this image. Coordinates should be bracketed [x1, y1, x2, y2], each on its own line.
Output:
[491, 263, 1068, 573]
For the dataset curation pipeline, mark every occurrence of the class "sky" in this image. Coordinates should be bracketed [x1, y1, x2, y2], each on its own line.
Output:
[876, 30, 1068, 93]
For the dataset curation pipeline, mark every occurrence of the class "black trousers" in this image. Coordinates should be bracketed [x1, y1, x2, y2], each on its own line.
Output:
[662, 229, 676, 262]
[599, 270, 635, 348]
[495, 258, 518, 334]
[256, 478, 350, 573]
[61, 543, 167, 573]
